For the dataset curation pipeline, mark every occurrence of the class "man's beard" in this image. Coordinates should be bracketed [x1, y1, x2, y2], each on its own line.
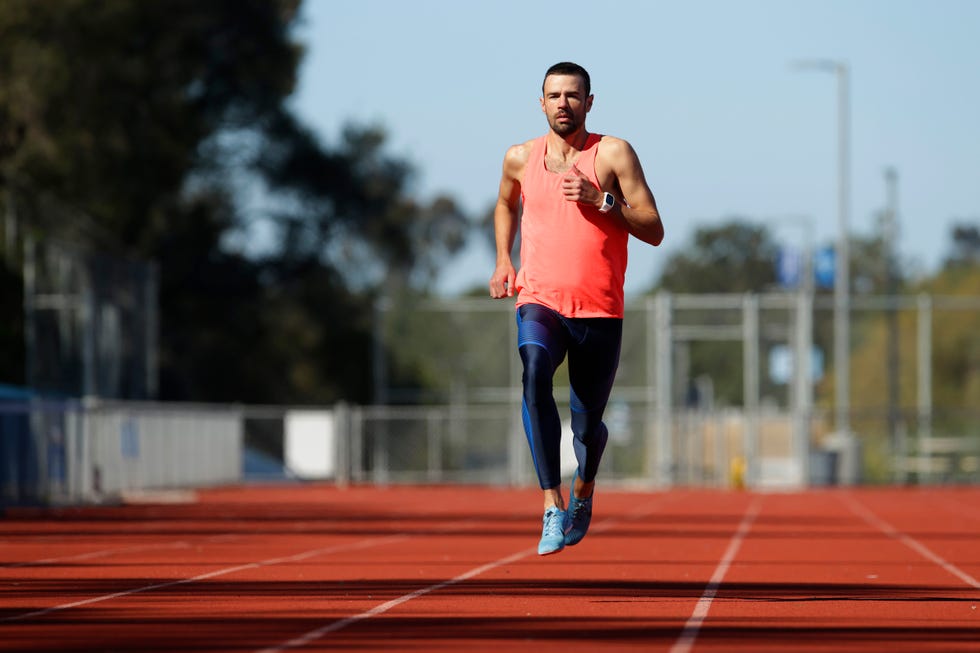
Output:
[550, 113, 579, 135]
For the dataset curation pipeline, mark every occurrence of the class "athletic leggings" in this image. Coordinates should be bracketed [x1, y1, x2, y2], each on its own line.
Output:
[516, 303, 623, 490]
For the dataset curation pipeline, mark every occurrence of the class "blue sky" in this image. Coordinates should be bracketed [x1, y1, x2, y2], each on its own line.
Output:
[288, 0, 980, 296]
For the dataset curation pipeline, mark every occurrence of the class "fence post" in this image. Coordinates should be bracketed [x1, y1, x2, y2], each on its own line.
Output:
[742, 294, 760, 487]
[333, 402, 350, 488]
[652, 292, 673, 487]
[917, 293, 933, 484]
[793, 289, 813, 486]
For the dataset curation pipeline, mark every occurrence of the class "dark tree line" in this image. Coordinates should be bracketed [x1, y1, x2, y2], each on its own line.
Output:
[0, 0, 469, 403]
[1, 1, 976, 410]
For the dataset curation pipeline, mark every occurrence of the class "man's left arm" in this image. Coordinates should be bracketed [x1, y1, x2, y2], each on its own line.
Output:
[603, 138, 664, 246]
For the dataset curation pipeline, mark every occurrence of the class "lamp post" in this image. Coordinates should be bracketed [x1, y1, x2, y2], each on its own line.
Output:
[793, 59, 851, 440]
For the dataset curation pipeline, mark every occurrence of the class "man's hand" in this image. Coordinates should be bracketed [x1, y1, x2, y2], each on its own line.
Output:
[561, 164, 602, 209]
[489, 260, 516, 298]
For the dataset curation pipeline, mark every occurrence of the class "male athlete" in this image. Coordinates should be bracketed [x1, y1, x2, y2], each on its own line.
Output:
[489, 62, 664, 555]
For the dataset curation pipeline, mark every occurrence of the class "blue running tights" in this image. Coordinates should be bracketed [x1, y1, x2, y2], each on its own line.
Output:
[516, 303, 622, 490]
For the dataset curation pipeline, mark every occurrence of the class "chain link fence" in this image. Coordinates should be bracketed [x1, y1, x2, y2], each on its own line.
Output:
[3, 291, 979, 507]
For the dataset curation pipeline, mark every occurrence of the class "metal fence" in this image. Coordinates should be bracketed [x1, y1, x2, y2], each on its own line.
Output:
[336, 403, 978, 489]
[5, 395, 977, 508]
[375, 292, 980, 485]
[1, 398, 242, 506]
[4, 289, 980, 507]
[8, 192, 160, 400]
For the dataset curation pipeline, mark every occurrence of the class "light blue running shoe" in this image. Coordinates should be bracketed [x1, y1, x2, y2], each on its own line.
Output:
[564, 472, 593, 546]
[538, 506, 567, 555]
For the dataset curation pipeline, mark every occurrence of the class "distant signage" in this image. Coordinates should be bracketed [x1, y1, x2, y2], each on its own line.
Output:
[768, 344, 825, 384]
[814, 246, 835, 289]
[121, 417, 140, 459]
[777, 246, 803, 289]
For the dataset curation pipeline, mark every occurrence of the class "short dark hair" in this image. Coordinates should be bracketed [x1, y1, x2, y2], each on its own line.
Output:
[543, 62, 591, 97]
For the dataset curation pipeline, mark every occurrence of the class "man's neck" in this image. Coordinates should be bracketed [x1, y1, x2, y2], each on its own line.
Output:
[547, 128, 590, 156]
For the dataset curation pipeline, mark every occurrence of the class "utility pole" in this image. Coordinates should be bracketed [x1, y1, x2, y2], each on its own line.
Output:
[882, 168, 901, 475]
[834, 63, 851, 441]
[793, 60, 851, 440]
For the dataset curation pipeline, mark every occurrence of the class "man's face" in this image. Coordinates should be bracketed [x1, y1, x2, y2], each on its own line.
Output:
[540, 74, 592, 136]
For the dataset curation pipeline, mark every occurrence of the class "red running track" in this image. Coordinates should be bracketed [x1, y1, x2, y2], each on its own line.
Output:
[1, 484, 979, 652]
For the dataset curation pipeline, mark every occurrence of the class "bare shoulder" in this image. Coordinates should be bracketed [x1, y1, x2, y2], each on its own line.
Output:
[501, 138, 535, 179]
[597, 135, 639, 163]
[504, 138, 535, 166]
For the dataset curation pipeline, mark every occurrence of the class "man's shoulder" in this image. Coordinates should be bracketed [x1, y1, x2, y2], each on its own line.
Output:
[596, 135, 641, 169]
[502, 137, 541, 174]
[505, 136, 542, 158]
[596, 134, 633, 154]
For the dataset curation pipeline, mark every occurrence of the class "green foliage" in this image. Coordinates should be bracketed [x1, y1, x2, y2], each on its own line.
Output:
[378, 294, 514, 404]
[944, 222, 980, 268]
[0, 0, 303, 249]
[651, 220, 777, 405]
[254, 118, 469, 291]
[924, 266, 980, 412]
[843, 262, 980, 469]
[0, 0, 470, 403]
[655, 219, 779, 294]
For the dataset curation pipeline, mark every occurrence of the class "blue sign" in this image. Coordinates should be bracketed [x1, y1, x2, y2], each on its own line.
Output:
[777, 246, 802, 289]
[814, 246, 835, 289]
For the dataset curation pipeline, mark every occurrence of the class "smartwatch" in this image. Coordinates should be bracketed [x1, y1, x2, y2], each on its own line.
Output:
[599, 192, 615, 213]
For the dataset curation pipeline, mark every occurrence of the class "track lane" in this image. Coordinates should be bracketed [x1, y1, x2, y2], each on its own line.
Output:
[1, 486, 556, 651]
[253, 491, 690, 652]
[685, 490, 980, 652]
[671, 497, 762, 653]
[2, 485, 979, 652]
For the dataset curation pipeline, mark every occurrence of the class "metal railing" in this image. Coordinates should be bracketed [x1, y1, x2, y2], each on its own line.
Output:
[1, 398, 242, 506]
[3, 396, 978, 508]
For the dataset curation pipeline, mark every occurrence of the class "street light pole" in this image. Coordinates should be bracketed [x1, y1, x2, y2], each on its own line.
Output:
[835, 63, 851, 440]
[794, 59, 851, 439]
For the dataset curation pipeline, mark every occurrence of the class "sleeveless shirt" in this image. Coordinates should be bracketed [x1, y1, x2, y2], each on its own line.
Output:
[515, 133, 629, 318]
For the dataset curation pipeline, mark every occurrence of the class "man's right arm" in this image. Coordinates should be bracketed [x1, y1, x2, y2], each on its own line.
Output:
[489, 143, 529, 298]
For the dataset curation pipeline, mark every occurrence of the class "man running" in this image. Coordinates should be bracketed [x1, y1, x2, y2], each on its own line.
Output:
[489, 61, 664, 555]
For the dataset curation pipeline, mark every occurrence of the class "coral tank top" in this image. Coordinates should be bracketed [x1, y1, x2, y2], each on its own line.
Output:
[515, 133, 628, 318]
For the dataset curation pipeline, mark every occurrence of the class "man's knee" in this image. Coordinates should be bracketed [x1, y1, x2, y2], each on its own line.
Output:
[521, 346, 553, 391]
[571, 411, 607, 443]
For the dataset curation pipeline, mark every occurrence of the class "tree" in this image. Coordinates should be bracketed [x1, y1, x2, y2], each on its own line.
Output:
[651, 219, 780, 406]
[655, 220, 780, 294]
[943, 222, 980, 269]
[0, 0, 471, 403]
[0, 0, 303, 250]
[253, 117, 468, 293]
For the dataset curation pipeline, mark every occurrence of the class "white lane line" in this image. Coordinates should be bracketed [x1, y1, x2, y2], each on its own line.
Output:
[2, 511, 489, 624]
[256, 547, 536, 653]
[3, 541, 193, 568]
[1, 534, 241, 569]
[841, 493, 980, 590]
[0, 534, 407, 623]
[256, 495, 681, 652]
[671, 497, 762, 653]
